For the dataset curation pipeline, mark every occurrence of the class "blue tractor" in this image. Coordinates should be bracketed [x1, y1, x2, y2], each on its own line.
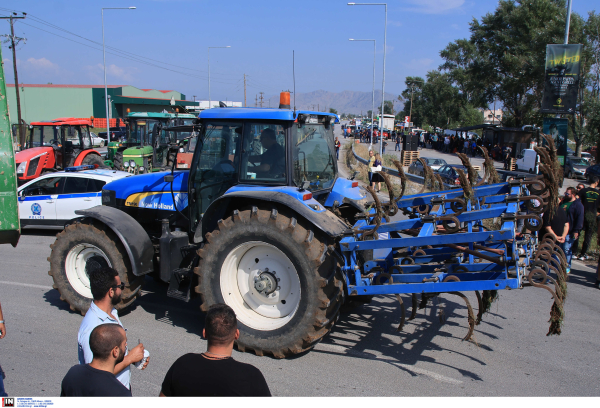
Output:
[48, 96, 566, 358]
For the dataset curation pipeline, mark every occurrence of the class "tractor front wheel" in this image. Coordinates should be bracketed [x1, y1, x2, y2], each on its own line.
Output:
[195, 206, 342, 358]
[48, 222, 143, 314]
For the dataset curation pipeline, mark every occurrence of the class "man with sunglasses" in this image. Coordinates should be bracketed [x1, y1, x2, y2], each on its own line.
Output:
[559, 187, 584, 273]
[77, 267, 148, 392]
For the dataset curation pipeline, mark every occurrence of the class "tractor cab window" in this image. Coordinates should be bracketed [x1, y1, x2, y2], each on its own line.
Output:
[78, 126, 93, 150]
[240, 124, 286, 182]
[190, 122, 241, 225]
[292, 123, 336, 192]
[28, 126, 45, 148]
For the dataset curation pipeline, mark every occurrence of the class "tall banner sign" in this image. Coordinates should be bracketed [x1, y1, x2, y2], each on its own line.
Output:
[543, 118, 568, 166]
[541, 44, 582, 113]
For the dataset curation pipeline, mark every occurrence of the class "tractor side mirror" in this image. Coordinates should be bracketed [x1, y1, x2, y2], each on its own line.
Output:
[349, 171, 359, 181]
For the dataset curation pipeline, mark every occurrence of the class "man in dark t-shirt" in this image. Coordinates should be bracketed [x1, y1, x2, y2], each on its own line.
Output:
[249, 128, 285, 178]
[541, 202, 568, 244]
[61, 324, 131, 397]
[160, 304, 271, 397]
[574, 177, 600, 260]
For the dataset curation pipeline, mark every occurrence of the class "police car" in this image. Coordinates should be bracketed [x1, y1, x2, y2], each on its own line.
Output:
[17, 166, 132, 229]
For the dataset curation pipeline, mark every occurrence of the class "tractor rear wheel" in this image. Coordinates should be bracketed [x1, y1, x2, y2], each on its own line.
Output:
[48, 222, 143, 315]
[195, 206, 343, 358]
[82, 153, 109, 169]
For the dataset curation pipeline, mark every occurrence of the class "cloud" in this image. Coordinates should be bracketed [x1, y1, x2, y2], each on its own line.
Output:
[84, 63, 138, 83]
[402, 0, 464, 14]
[25, 57, 60, 71]
[451, 24, 460, 30]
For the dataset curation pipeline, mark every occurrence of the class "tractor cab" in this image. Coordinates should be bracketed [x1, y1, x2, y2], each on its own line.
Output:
[158, 124, 201, 170]
[113, 112, 197, 174]
[188, 108, 339, 232]
[15, 118, 104, 185]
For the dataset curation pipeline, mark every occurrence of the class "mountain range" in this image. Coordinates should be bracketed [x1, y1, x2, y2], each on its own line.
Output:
[265, 90, 403, 115]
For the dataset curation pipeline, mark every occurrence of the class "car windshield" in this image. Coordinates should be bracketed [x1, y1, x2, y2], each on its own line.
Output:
[570, 158, 588, 166]
[292, 123, 336, 192]
[426, 158, 446, 166]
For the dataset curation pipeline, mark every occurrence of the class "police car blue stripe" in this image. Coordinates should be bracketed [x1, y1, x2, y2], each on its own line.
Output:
[21, 193, 100, 201]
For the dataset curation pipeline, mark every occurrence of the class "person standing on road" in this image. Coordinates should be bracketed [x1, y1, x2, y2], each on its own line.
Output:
[343, 127, 347, 139]
[334, 137, 341, 160]
[574, 177, 600, 261]
[0, 301, 7, 397]
[62, 324, 132, 397]
[443, 135, 450, 153]
[395, 132, 401, 151]
[160, 304, 271, 397]
[78, 267, 149, 392]
[541, 199, 569, 246]
[559, 187, 584, 273]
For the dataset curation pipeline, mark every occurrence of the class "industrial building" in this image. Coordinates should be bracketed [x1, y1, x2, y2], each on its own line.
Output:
[6, 84, 199, 127]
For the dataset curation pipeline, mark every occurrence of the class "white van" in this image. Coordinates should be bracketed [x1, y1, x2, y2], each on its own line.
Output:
[515, 149, 539, 174]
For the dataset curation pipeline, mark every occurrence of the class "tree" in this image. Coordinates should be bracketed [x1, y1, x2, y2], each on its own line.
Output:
[378, 100, 394, 115]
[329, 108, 338, 114]
[441, 0, 581, 127]
[397, 76, 425, 126]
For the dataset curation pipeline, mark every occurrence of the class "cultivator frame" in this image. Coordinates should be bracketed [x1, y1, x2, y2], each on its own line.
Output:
[340, 149, 567, 338]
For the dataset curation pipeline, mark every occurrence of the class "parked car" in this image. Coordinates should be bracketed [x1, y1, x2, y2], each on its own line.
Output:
[580, 152, 594, 164]
[564, 156, 589, 179]
[97, 127, 127, 142]
[17, 166, 132, 229]
[584, 164, 600, 183]
[435, 164, 482, 188]
[407, 157, 448, 176]
[90, 132, 105, 147]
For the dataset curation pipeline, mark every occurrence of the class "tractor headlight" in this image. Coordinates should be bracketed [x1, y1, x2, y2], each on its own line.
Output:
[16, 161, 27, 174]
[129, 160, 136, 168]
[139, 166, 145, 172]
[123, 161, 129, 168]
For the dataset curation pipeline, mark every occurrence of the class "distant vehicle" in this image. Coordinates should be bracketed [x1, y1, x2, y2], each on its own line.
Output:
[581, 152, 594, 164]
[514, 149, 539, 174]
[90, 132, 105, 147]
[98, 127, 127, 142]
[564, 156, 589, 179]
[17, 166, 131, 229]
[435, 164, 482, 187]
[584, 164, 600, 183]
[407, 158, 448, 176]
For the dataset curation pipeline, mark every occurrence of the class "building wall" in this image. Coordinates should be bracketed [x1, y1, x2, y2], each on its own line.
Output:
[5, 85, 186, 124]
[6, 86, 94, 124]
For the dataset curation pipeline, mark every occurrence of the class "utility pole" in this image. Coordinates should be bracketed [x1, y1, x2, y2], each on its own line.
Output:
[193, 95, 196, 101]
[243, 74, 247, 107]
[259, 92, 264, 108]
[1, 13, 26, 148]
[255, 94, 258, 107]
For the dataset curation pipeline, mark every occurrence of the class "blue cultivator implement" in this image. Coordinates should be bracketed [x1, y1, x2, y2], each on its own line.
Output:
[341, 147, 567, 340]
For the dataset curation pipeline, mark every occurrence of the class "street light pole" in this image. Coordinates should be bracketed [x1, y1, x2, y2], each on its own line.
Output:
[348, 2, 387, 158]
[102, 6, 135, 143]
[208, 46, 231, 109]
[349, 39, 376, 150]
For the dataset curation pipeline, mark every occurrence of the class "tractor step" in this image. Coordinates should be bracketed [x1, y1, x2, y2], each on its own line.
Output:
[167, 268, 193, 302]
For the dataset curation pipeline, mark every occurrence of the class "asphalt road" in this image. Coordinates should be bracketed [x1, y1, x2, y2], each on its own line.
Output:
[1, 231, 599, 397]
[0, 125, 598, 397]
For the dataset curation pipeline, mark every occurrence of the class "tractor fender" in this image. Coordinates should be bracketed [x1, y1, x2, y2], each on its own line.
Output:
[74, 206, 154, 277]
[195, 190, 349, 243]
[74, 149, 102, 166]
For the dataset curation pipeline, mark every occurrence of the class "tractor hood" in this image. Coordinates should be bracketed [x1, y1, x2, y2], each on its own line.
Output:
[15, 147, 53, 163]
[104, 170, 189, 201]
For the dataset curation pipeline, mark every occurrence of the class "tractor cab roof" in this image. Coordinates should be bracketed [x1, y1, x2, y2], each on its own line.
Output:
[199, 108, 339, 123]
[30, 118, 93, 127]
[126, 112, 196, 119]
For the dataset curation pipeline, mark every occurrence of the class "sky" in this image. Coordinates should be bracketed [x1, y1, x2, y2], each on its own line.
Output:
[1, 0, 597, 104]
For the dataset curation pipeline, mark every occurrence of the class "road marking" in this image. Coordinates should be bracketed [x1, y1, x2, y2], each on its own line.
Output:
[0, 280, 53, 290]
[316, 343, 463, 385]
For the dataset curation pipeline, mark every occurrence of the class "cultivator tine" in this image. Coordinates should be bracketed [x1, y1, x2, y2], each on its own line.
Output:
[409, 294, 418, 321]
[379, 171, 398, 217]
[391, 159, 407, 199]
[475, 291, 484, 325]
[448, 291, 476, 341]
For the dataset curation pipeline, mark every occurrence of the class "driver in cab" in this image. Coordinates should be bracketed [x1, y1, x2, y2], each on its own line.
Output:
[249, 128, 285, 177]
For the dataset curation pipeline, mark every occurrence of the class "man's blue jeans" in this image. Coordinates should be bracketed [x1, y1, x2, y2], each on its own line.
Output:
[560, 235, 575, 269]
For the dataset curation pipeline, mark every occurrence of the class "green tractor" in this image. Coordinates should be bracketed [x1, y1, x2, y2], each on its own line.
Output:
[107, 112, 196, 174]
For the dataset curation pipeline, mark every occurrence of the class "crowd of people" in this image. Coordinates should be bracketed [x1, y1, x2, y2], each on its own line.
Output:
[59, 266, 271, 397]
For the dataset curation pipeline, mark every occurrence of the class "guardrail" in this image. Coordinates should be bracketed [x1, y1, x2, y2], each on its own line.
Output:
[349, 142, 454, 189]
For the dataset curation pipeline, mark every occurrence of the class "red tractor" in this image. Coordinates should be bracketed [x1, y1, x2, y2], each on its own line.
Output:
[15, 118, 106, 185]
